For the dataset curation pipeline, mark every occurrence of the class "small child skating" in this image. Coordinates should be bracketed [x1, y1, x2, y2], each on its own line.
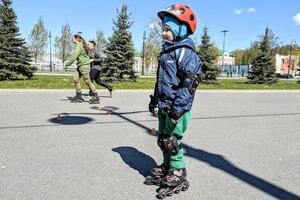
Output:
[144, 4, 201, 199]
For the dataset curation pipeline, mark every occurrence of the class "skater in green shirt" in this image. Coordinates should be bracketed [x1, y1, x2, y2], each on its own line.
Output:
[65, 34, 99, 104]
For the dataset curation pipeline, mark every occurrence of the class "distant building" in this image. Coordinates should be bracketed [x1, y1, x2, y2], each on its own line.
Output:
[33, 53, 159, 73]
[275, 54, 300, 75]
[217, 52, 235, 66]
[133, 56, 158, 74]
[133, 56, 142, 73]
[30, 53, 67, 71]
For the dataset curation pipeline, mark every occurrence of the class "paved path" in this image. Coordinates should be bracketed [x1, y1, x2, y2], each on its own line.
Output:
[0, 90, 299, 200]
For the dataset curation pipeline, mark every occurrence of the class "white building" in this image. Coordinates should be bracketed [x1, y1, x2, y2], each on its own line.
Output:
[217, 52, 235, 66]
[30, 54, 69, 71]
[133, 56, 158, 74]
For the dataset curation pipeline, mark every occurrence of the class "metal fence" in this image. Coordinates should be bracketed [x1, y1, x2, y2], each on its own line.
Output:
[218, 65, 250, 77]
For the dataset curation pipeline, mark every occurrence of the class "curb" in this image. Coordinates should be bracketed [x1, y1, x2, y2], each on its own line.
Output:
[0, 89, 300, 93]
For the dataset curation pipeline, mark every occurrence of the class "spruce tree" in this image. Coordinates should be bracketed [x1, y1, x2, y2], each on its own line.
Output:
[197, 25, 219, 84]
[94, 30, 106, 57]
[103, 3, 136, 81]
[247, 27, 278, 84]
[0, 0, 36, 80]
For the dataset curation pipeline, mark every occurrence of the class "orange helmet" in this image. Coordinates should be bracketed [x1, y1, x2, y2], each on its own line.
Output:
[158, 4, 197, 34]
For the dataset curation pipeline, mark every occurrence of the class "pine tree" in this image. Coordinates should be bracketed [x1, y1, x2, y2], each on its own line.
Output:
[197, 25, 219, 84]
[94, 30, 106, 57]
[247, 27, 278, 84]
[0, 0, 36, 80]
[103, 3, 136, 81]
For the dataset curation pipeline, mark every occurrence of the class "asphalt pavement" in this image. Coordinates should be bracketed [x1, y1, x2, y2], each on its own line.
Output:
[0, 90, 299, 200]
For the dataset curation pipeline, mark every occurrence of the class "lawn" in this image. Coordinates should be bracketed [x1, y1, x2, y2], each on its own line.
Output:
[0, 75, 300, 90]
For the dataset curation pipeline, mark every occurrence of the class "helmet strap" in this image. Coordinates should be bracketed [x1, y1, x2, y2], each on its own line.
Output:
[175, 24, 182, 42]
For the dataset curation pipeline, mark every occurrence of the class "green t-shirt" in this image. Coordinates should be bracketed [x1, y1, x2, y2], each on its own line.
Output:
[65, 42, 90, 68]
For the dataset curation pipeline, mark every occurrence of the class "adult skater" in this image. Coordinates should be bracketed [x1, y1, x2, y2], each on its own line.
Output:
[64, 34, 100, 104]
[87, 41, 113, 97]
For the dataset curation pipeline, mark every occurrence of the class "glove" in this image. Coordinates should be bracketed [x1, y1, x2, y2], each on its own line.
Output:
[148, 95, 157, 114]
[167, 108, 184, 123]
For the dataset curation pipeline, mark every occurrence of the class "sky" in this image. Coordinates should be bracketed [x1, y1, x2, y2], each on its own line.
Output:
[12, 0, 300, 52]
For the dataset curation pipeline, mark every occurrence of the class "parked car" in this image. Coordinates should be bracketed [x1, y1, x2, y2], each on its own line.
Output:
[275, 73, 294, 79]
[275, 73, 282, 78]
[294, 72, 300, 77]
[281, 74, 294, 79]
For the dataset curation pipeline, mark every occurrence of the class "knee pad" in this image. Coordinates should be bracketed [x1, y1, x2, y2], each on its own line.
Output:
[163, 135, 181, 156]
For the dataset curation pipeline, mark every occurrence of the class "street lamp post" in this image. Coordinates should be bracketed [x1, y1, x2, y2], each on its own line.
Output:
[49, 31, 52, 71]
[287, 39, 296, 79]
[221, 30, 229, 72]
[142, 31, 146, 75]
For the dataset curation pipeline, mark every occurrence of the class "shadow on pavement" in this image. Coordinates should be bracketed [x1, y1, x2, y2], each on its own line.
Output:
[47, 106, 118, 126]
[60, 94, 111, 102]
[49, 115, 94, 125]
[1, 103, 299, 198]
[108, 109, 299, 199]
[90, 106, 148, 115]
[112, 146, 157, 178]
[82, 93, 111, 98]
[183, 143, 299, 200]
[0, 107, 148, 130]
[0, 124, 60, 130]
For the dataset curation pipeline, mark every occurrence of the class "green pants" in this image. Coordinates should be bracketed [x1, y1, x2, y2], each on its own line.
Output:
[73, 66, 96, 93]
[158, 109, 191, 169]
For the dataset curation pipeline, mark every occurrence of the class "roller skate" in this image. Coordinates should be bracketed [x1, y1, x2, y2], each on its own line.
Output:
[157, 168, 189, 199]
[70, 92, 84, 103]
[89, 92, 100, 104]
[144, 164, 168, 186]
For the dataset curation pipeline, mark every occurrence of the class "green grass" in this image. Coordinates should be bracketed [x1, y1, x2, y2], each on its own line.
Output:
[0, 75, 300, 90]
[200, 79, 300, 90]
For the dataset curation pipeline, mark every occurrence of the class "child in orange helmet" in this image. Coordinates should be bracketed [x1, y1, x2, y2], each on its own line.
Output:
[145, 4, 202, 198]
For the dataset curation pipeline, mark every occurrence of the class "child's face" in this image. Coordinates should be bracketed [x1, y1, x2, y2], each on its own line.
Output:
[162, 26, 174, 42]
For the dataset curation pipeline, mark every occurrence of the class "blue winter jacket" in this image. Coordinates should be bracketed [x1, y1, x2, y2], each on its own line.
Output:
[153, 37, 202, 114]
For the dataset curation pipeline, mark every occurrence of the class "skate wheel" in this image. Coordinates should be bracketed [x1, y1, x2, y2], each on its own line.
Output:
[158, 190, 167, 199]
[182, 181, 189, 191]
[167, 192, 173, 197]
[174, 189, 180, 194]
[144, 176, 154, 185]
[144, 180, 151, 185]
